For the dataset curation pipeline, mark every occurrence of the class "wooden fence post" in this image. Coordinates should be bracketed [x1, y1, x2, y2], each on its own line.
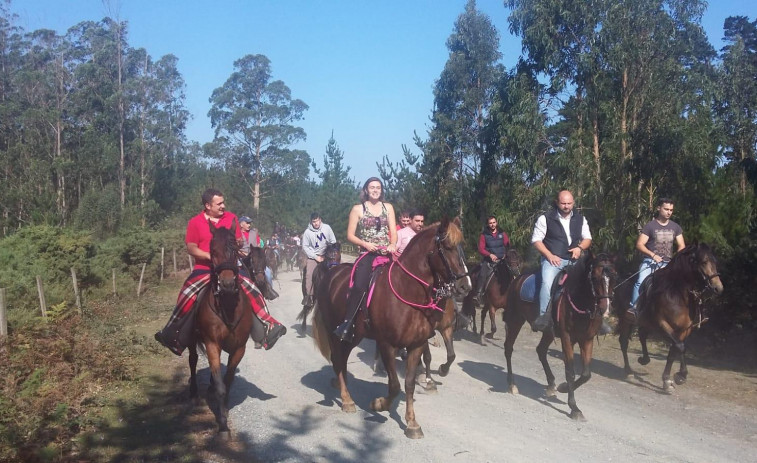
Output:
[172, 248, 177, 275]
[112, 268, 117, 296]
[137, 263, 147, 297]
[36, 276, 47, 319]
[70, 267, 82, 314]
[160, 247, 165, 282]
[0, 288, 7, 336]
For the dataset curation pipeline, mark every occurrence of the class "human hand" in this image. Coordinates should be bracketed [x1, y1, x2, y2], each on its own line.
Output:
[548, 254, 562, 266]
[490, 254, 499, 262]
[570, 247, 582, 260]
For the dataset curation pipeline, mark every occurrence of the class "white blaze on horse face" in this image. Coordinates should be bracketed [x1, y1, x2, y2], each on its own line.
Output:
[602, 274, 611, 316]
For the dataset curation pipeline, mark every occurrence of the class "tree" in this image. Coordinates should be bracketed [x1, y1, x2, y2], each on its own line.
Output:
[312, 132, 356, 237]
[208, 54, 308, 215]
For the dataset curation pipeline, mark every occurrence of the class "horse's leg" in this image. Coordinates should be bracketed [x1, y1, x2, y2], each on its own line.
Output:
[560, 337, 585, 421]
[662, 342, 680, 394]
[330, 338, 357, 413]
[371, 341, 401, 413]
[189, 343, 200, 405]
[223, 346, 246, 407]
[638, 327, 651, 365]
[205, 343, 230, 435]
[536, 332, 557, 397]
[402, 345, 425, 439]
[674, 337, 689, 386]
[479, 305, 487, 344]
[618, 316, 634, 377]
[438, 324, 456, 377]
[504, 314, 524, 395]
[560, 338, 593, 392]
[488, 305, 497, 338]
[372, 341, 384, 374]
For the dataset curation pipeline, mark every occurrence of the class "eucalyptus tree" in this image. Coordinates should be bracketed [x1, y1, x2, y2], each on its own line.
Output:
[421, 0, 502, 220]
[208, 54, 308, 215]
[717, 16, 757, 197]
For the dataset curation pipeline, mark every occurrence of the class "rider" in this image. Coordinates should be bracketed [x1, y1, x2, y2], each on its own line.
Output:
[397, 210, 411, 230]
[267, 233, 282, 262]
[394, 209, 424, 256]
[153, 188, 286, 355]
[472, 215, 510, 307]
[334, 177, 397, 341]
[627, 197, 685, 319]
[301, 211, 337, 309]
[239, 216, 278, 300]
[531, 190, 593, 332]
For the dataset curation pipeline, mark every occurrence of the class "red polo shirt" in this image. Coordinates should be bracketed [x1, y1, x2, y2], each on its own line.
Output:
[185, 211, 241, 270]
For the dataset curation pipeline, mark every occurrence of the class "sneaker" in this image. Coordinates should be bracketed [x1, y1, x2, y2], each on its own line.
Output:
[154, 331, 183, 356]
[598, 319, 612, 335]
[532, 313, 552, 332]
[263, 324, 286, 350]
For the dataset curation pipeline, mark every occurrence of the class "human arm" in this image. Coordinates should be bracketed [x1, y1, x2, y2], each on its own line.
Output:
[533, 240, 561, 266]
[635, 233, 662, 263]
[186, 242, 210, 262]
[675, 234, 685, 253]
[478, 234, 496, 262]
[568, 217, 592, 260]
[385, 203, 397, 254]
[346, 205, 370, 250]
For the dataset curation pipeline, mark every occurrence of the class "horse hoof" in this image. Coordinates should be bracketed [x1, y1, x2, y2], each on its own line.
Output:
[674, 373, 687, 385]
[509, 384, 519, 395]
[557, 383, 569, 394]
[479, 336, 486, 346]
[545, 385, 557, 397]
[569, 410, 586, 422]
[342, 402, 357, 413]
[370, 398, 390, 412]
[638, 356, 650, 366]
[663, 380, 675, 394]
[421, 378, 438, 393]
[404, 425, 424, 439]
[217, 430, 231, 442]
[439, 364, 450, 377]
[485, 332, 495, 339]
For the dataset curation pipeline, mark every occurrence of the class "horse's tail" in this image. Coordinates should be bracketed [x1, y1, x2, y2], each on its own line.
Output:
[296, 303, 312, 324]
[311, 302, 331, 362]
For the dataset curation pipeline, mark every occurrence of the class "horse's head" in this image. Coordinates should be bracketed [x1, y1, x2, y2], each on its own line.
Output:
[325, 242, 342, 268]
[425, 217, 472, 297]
[589, 253, 618, 316]
[209, 220, 240, 296]
[247, 246, 278, 300]
[503, 248, 524, 276]
[691, 243, 724, 295]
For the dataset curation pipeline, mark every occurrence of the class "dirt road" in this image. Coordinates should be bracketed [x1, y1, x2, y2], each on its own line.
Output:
[202, 263, 757, 462]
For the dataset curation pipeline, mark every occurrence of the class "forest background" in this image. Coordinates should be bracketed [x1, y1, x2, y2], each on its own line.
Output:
[1, 0, 756, 460]
[1, 0, 756, 323]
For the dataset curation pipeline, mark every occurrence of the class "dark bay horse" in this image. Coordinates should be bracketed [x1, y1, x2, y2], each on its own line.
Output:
[264, 246, 280, 280]
[189, 222, 255, 438]
[464, 249, 523, 343]
[501, 252, 617, 420]
[296, 241, 342, 330]
[311, 218, 471, 438]
[242, 246, 278, 300]
[283, 243, 300, 272]
[616, 243, 723, 393]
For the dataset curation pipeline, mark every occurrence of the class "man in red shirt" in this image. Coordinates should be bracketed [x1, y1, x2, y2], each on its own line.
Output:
[154, 188, 286, 355]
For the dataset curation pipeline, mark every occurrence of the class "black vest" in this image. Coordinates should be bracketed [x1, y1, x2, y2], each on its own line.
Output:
[543, 209, 584, 259]
[482, 231, 507, 259]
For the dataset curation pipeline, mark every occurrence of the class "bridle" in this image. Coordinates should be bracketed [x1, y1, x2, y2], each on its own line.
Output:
[387, 229, 469, 311]
[565, 257, 616, 317]
[211, 237, 240, 297]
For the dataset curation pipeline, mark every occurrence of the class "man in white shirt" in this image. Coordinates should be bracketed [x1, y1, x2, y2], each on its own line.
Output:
[531, 190, 592, 332]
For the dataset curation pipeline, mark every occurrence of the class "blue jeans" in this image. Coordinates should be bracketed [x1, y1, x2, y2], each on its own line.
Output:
[265, 267, 274, 287]
[630, 258, 666, 307]
[539, 257, 571, 315]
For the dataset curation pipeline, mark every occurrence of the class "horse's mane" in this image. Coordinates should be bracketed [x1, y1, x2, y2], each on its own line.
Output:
[415, 220, 463, 245]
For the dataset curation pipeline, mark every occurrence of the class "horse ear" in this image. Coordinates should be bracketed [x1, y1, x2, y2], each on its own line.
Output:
[439, 216, 450, 234]
[452, 216, 463, 229]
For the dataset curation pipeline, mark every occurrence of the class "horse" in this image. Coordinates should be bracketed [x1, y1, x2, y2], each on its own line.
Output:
[463, 248, 523, 344]
[500, 251, 617, 420]
[188, 221, 255, 438]
[296, 241, 342, 330]
[616, 243, 723, 393]
[311, 218, 471, 438]
[264, 246, 280, 280]
[283, 243, 300, 272]
[241, 246, 278, 300]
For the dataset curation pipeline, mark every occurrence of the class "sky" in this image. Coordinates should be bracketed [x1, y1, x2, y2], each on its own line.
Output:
[13, 0, 755, 182]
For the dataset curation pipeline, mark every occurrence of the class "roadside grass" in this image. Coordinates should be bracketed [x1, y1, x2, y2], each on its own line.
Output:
[0, 273, 255, 462]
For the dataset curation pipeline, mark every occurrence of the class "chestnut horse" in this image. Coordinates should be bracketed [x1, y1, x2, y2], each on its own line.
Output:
[463, 248, 523, 344]
[188, 222, 256, 438]
[616, 243, 723, 393]
[311, 218, 471, 438]
[501, 252, 617, 420]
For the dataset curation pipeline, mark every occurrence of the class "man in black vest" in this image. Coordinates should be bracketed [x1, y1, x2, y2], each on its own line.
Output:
[531, 190, 592, 332]
[472, 215, 510, 306]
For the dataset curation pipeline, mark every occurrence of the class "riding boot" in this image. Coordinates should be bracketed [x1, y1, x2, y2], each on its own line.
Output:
[626, 304, 639, 322]
[532, 304, 552, 332]
[334, 292, 365, 342]
[472, 262, 492, 306]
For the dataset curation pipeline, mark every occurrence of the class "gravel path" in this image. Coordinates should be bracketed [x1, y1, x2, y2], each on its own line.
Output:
[198, 262, 757, 463]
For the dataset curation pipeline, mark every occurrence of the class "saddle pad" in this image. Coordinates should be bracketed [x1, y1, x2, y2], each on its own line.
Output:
[520, 274, 538, 303]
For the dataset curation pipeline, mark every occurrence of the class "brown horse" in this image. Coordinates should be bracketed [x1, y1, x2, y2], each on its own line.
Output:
[311, 218, 471, 438]
[188, 221, 255, 438]
[464, 248, 523, 344]
[283, 243, 300, 272]
[501, 252, 617, 420]
[264, 246, 280, 280]
[616, 243, 723, 393]
[296, 241, 342, 330]
[242, 246, 278, 300]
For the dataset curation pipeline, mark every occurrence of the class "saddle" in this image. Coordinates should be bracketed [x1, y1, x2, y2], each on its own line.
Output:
[519, 270, 568, 315]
